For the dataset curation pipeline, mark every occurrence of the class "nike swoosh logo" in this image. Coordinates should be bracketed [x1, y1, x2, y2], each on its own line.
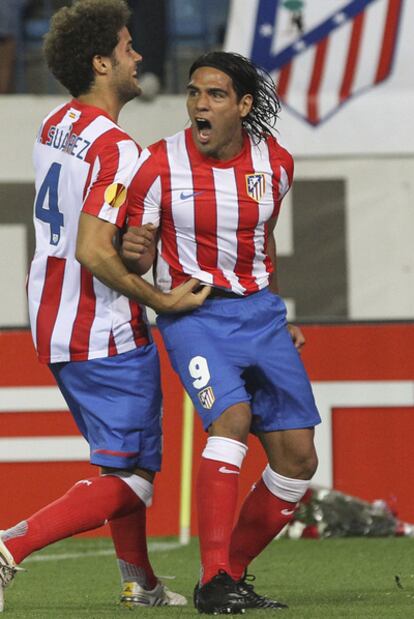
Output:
[180, 190, 204, 200]
[218, 466, 239, 475]
[281, 508, 295, 516]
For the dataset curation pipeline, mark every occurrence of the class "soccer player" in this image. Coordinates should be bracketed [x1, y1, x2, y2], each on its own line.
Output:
[0, 0, 209, 612]
[122, 51, 321, 614]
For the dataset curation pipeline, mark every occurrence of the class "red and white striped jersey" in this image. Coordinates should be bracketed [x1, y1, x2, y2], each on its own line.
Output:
[27, 100, 151, 364]
[128, 128, 293, 295]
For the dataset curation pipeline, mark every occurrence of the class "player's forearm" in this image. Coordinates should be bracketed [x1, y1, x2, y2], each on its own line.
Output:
[75, 214, 209, 313]
[76, 244, 164, 311]
[76, 213, 164, 310]
[77, 246, 211, 314]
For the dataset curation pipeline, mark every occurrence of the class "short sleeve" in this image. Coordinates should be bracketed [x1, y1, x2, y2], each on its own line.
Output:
[127, 147, 162, 228]
[82, 138, 140, 229]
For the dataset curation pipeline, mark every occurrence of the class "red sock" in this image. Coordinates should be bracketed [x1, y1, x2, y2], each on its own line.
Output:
[229, 478, 297, 580]
[4, 475, 140, 564]
[110, 501, 157, 589]
[197, 458, 240, 584]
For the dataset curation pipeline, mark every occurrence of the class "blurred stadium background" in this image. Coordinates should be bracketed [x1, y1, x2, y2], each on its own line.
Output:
[0, 0, 413, 541]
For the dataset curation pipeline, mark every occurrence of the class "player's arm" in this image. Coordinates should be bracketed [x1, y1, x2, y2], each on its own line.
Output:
[267, 217, 305, 350]
[76, 213, 210, 313]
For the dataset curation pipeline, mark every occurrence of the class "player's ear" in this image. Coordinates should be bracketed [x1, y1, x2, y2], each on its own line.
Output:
[92, 54, 110, 76]
[239, 93, 253, 119]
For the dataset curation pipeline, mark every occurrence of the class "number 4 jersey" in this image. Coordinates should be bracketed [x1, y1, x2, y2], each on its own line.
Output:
[27, 100, 151, 364]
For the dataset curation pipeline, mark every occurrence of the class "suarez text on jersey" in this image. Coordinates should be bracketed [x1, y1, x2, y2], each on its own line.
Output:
[42, 125, 91, 160]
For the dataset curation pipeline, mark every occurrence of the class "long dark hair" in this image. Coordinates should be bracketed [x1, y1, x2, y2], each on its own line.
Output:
[43, 0, 131, 97]
[189, 51, 281, 143]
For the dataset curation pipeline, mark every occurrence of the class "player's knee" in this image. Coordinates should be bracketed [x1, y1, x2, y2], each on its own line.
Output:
[301, 450, 318, 479]
[292, 448, 318, 479]
[269, 448, 318, 480]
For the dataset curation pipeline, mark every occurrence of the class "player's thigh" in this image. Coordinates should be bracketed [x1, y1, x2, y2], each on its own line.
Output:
[49, 363, 89, 439]
[49, 345, 162, 470]
[157, 312, 249, 430]
[209, 401, 252, 443]
[252, 322, 320, 432]
[258, 428, 318, 479]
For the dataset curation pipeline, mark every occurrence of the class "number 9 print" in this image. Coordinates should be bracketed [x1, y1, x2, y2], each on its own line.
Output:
[188, 355, 211, 389]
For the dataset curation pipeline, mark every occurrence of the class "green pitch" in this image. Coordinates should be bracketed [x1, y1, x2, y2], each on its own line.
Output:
[4, 536, 414, 618]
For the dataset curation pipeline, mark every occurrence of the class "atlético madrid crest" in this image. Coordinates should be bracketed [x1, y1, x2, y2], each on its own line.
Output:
[198, 386, 216, 410]
[246, 173, 266, 202]
[245, 0, 404, 126]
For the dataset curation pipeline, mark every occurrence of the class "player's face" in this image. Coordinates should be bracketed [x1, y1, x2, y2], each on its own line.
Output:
[110, 27, 142, 103]
[186, 67, 253, 160]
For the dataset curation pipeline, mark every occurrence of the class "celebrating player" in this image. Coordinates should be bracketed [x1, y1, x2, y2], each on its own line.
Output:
[0, 0, 210, 612]
[122, 51, 321, 614]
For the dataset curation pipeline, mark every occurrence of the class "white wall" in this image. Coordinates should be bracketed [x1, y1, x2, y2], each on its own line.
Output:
[295, 157, 414, 319]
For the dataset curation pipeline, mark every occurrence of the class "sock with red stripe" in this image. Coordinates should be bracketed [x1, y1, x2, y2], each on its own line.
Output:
[229, 466, 310, 580]
[2, 475, 140, 565]
[197, 437, 247, 585]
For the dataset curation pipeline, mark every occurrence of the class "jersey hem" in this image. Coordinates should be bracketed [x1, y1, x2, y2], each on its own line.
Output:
[37, 337, 150, 364]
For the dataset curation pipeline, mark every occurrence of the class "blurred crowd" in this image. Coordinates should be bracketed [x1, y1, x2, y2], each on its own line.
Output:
[0, 0, 230, 97]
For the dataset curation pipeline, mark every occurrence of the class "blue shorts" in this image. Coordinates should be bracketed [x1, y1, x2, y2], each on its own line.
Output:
[49, 345, 162, 471]
[157, 289, 320, 432]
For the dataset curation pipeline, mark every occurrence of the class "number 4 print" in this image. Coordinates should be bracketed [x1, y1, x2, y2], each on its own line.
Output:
[35, 162, 64, 246]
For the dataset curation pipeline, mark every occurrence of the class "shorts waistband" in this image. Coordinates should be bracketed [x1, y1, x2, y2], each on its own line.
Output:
[208, 288, 244, 299]
[207, 287, 268, 300]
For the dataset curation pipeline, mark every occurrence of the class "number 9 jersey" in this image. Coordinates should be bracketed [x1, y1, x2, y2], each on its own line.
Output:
[27, 100, 151, 364]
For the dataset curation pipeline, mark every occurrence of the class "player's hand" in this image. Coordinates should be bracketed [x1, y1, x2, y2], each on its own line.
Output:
[288, 323, 305, 351]
[155, 279, 211, 313]
[121, 223, 157, 260]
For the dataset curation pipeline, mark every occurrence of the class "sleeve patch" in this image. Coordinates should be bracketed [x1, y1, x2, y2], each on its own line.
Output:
[104, 183, 127, 208]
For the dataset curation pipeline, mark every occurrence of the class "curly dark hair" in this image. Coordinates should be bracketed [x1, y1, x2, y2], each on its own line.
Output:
[189, 51, 281, 144]
[43, 0, 131, 97]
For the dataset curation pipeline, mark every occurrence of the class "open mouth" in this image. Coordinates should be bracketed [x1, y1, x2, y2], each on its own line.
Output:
[195, 118, 212, 143]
